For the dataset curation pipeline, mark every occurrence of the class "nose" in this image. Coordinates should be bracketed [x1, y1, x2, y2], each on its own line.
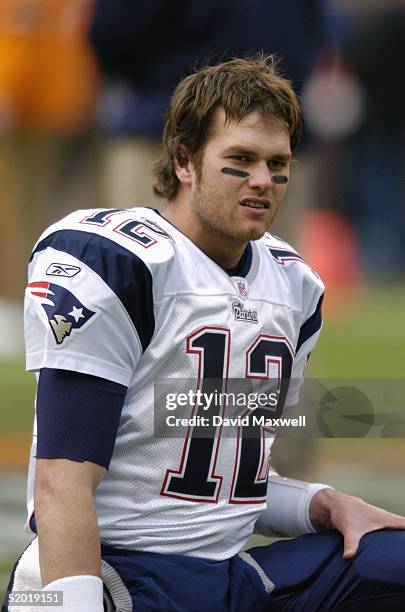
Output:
[247, 162, 273, 191]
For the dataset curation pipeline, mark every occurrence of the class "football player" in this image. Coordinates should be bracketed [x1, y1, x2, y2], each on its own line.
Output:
[6, 56, 405, 611]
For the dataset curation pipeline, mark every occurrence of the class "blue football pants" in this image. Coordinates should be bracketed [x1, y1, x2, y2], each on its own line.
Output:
[100, 529, 405, 611]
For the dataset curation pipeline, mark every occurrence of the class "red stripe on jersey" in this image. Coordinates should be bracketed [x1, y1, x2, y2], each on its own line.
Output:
[27, 281, 49, 289]
[30, 291, 48, 298]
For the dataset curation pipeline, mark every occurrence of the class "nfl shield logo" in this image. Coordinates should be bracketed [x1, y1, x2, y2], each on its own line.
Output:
[236, 280, 248, 298]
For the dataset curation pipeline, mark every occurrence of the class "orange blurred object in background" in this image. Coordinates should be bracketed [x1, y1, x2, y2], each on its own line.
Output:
[298, 209, 362, 318]
[0, 0, 99, 134]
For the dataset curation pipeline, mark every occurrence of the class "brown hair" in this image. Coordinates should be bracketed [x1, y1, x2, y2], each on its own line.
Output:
[152, 54, 302, 201]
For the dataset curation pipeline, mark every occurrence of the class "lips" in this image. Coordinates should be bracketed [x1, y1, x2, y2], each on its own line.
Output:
[240, 197, 271, 210]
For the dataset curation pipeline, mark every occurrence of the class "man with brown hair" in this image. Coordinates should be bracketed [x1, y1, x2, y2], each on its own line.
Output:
[6, 55, 405, 611]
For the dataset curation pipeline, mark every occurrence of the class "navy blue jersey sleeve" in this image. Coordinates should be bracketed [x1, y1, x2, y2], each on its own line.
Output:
[296, 293, 323, 354]
[36, 368, 127, 469]
[286, 292, 324, 407]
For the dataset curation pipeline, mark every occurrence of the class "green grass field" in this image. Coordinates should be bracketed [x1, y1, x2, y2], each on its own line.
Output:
[1, 285, 405, 596]
[310, 285, 405, 378]
[1, 359, 35, 433]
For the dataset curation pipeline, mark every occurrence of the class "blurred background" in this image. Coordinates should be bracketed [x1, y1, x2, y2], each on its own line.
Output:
[1, 0, 404, 596]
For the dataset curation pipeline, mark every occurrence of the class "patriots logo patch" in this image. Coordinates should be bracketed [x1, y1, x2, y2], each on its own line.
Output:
[26, 281, 97, 345]
[232, 300, 258, 323]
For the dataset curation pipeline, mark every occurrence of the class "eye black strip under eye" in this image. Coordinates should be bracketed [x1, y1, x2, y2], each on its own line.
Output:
[221, 167, 250, 178]
[272, 175, 288, 184]
[221, 167, 288, 183]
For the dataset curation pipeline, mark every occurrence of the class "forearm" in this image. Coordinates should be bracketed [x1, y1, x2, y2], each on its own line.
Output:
[36, 484, 101, 586]
[34, 458, 104, 587]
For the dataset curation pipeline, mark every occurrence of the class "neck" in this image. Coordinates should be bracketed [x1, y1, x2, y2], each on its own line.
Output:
[162, 199, 246, 269]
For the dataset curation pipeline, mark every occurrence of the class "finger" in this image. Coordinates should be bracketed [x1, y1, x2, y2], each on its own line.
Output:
[386, 514, 405, 530]
[342, 533, 360, 559]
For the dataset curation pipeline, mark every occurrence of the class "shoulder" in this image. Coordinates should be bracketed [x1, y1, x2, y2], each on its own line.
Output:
[27, 208, 178, 354]
[32, 207, 177, 271]
[30, 207, 182, 304]
[260, 233, 319, 276]
[25, 209, 176, 380]
[258, 232, 324, 319]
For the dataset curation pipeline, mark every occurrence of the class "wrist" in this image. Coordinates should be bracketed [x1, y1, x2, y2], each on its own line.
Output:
[43, 575, 103, 612]
[255, 476, 332, 537]
[309, 487, 338, 531]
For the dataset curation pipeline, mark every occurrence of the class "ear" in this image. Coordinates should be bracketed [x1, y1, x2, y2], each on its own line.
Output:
[174, 144, 194, 187]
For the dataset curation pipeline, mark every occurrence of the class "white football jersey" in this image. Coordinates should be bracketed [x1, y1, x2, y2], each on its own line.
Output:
[24, 207, 324, 560]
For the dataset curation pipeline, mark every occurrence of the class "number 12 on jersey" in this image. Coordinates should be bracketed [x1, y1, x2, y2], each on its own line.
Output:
[161, 327, 294, 504]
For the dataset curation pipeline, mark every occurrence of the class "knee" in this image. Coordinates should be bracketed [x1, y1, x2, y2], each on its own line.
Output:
[353, 530, 405, 586]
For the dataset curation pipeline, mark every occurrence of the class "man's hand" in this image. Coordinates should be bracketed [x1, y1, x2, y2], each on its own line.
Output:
[309, 488, 405, 559]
